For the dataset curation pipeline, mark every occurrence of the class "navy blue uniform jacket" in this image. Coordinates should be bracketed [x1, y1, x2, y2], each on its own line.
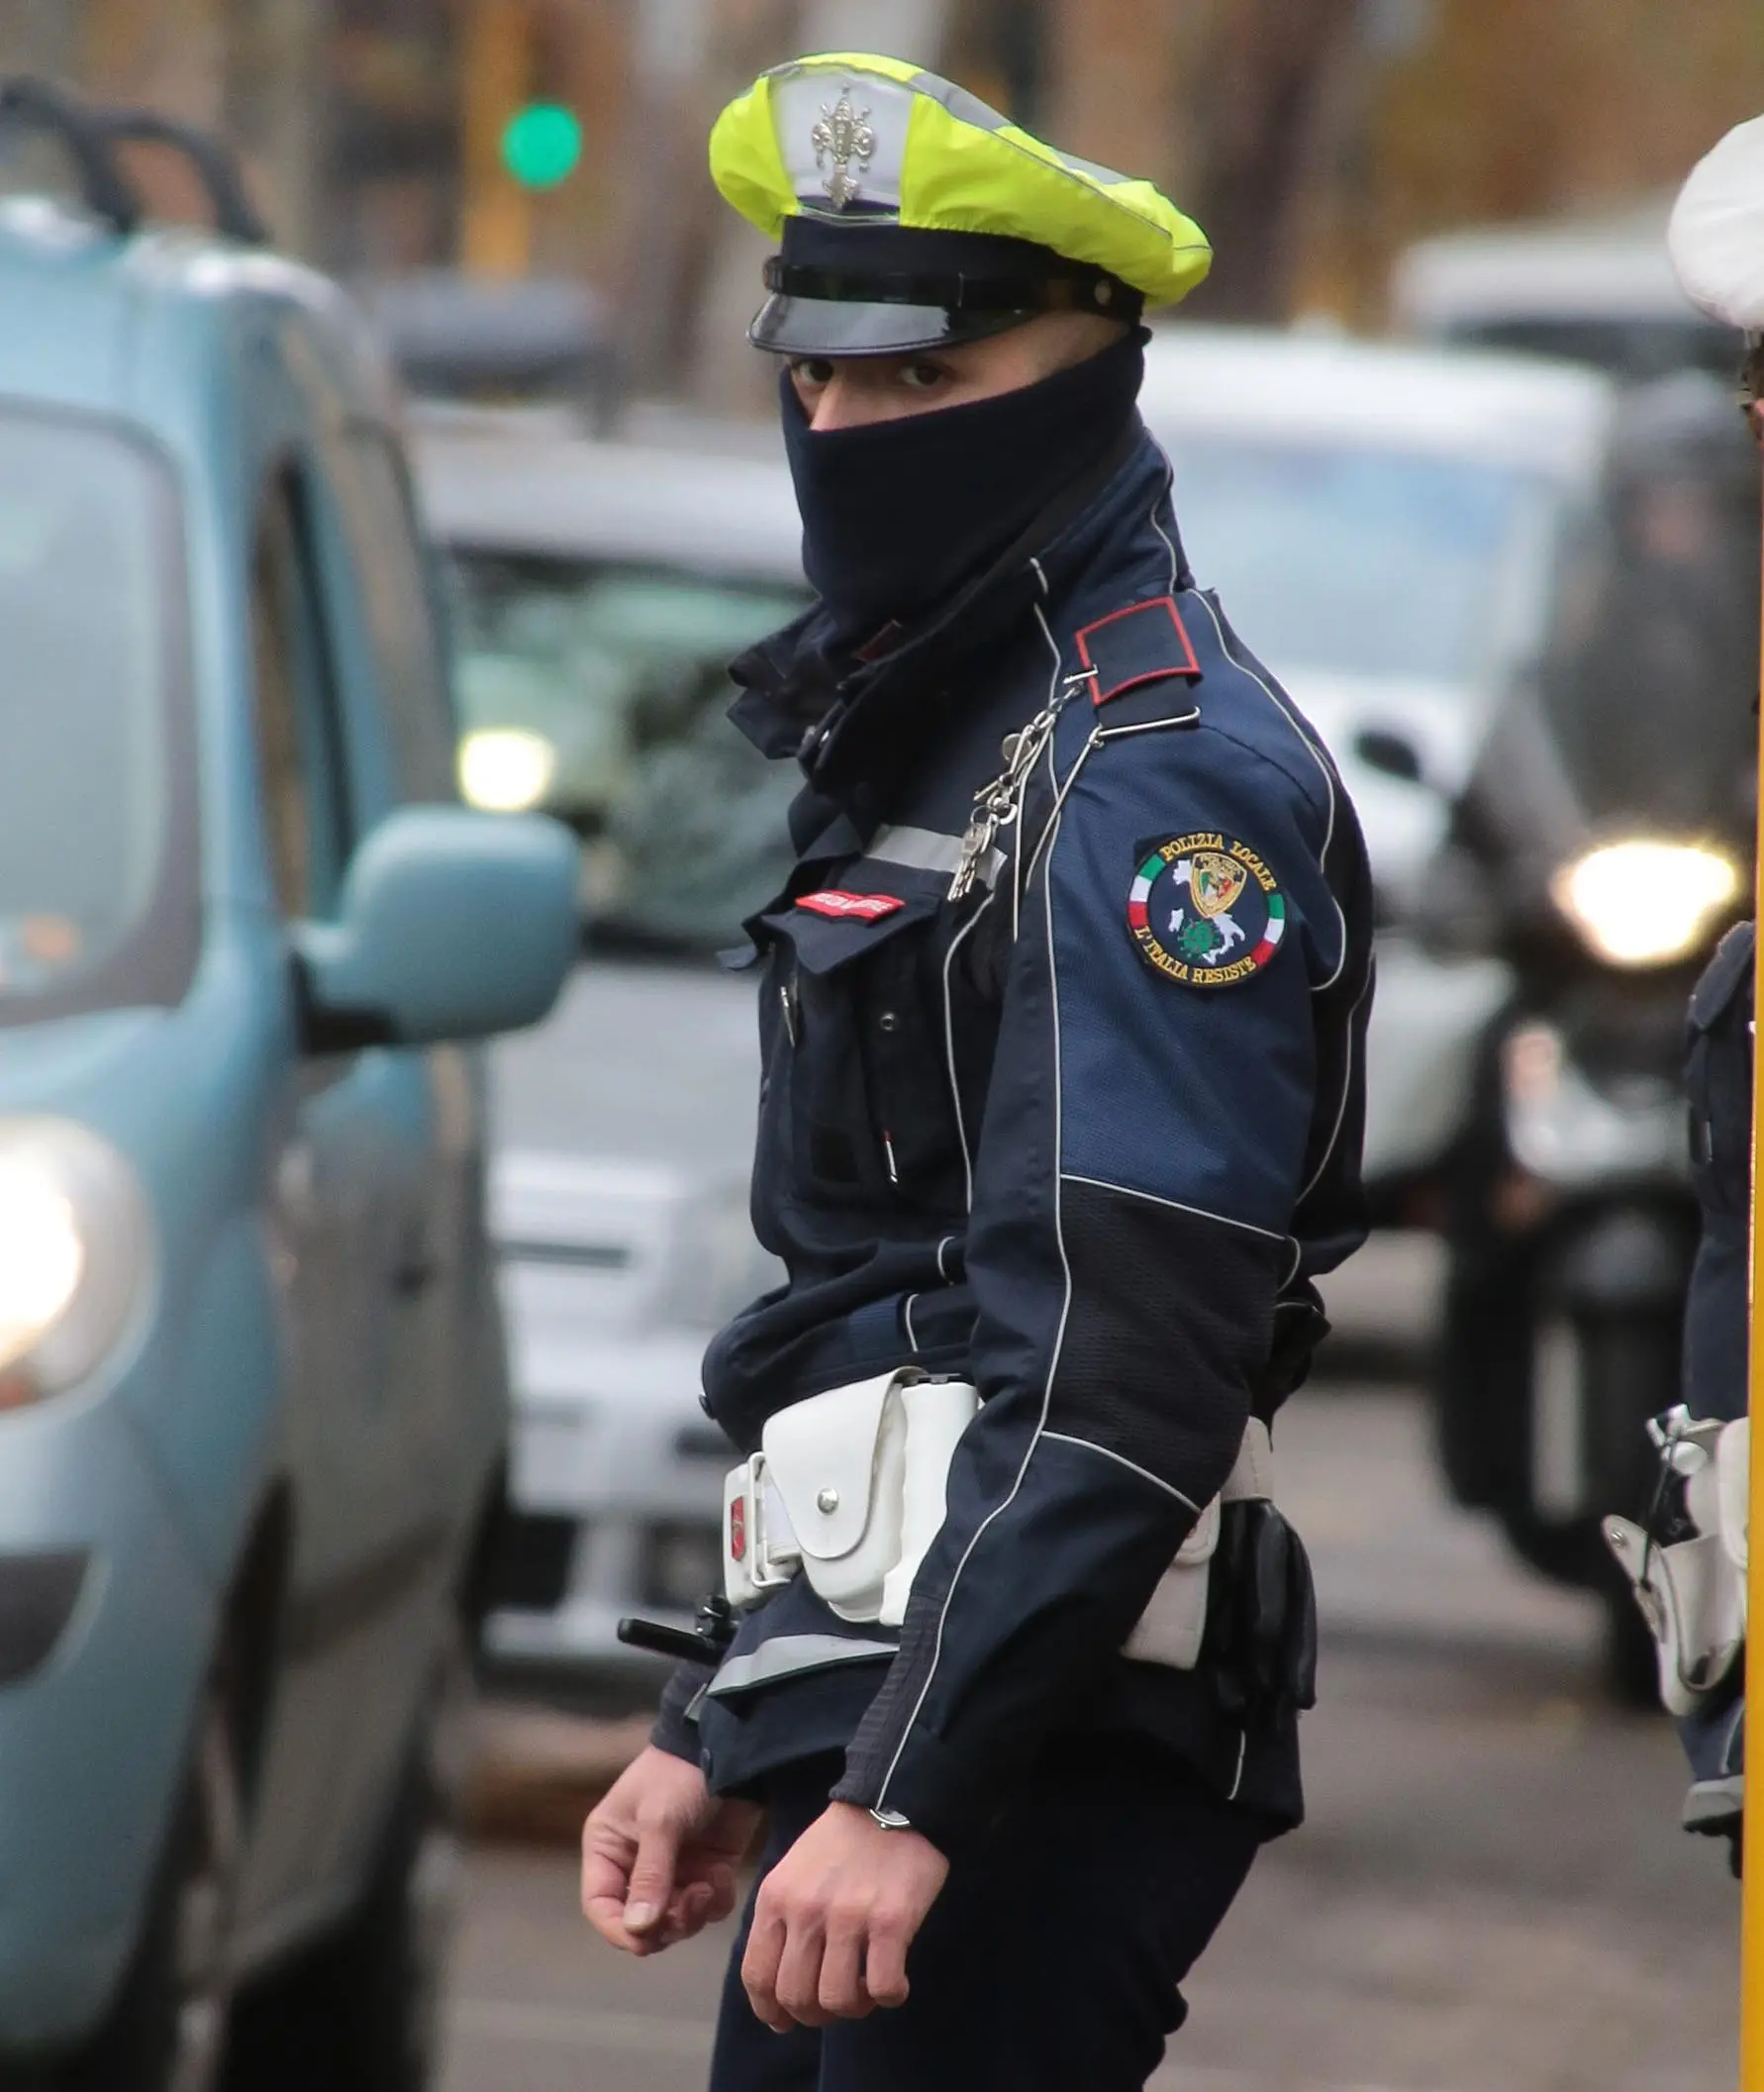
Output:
[653, 428, 1375, 1853]
[1684, 920, 1753, 1426]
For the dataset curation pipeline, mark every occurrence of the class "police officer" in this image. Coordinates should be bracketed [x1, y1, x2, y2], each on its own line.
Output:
[580, 53, 1374, 2087]
[1604, 914, 1751, 1870]
[1602, 119, 1764, 1861]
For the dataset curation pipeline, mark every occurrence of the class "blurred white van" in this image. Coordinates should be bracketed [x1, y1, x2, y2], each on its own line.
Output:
[1392, 199, 1736, 380]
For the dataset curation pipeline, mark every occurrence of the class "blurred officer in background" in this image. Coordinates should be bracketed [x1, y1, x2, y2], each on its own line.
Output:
[1604, 336, 1763, 1873]
[1605, 909, 1751, 1872]
[581, 53, 1374, 2088]
[1678, 914, 1750, 1862]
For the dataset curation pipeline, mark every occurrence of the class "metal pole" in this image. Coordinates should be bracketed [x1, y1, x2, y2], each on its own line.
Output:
[222, 0, 326, 256]
[460, 0, 533, 279]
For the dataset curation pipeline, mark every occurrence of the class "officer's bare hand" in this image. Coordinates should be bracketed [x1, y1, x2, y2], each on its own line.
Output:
[742, 1802, 949, 2029]
[581, 1746, 760, 1956]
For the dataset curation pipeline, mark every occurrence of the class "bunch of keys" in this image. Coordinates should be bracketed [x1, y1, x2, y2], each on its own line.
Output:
[947, 689, 1080, 900]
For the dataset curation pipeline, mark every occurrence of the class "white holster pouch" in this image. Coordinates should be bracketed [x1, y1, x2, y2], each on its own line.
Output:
[723, 1369, 1275, 1668]
[1605, 1413, 1749, 1717]
[1124, 1418, 1274, 1669]
[724, 1371, 979, 1626]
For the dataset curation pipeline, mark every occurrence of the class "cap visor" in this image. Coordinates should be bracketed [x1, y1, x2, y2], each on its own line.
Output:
[747, 293, 1027, 356]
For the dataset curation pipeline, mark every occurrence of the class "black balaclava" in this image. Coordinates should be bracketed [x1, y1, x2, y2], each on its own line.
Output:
[780, 327, 1146, 646]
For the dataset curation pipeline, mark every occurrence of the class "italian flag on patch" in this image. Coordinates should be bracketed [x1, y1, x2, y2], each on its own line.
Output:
[1127, 835, 1287, 988]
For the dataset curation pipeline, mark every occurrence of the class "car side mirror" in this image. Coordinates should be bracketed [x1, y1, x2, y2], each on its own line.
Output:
[295, 806, 579, 1050]
[1353, 727, 1429, 788]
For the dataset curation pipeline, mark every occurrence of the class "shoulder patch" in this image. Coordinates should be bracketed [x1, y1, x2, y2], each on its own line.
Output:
[1076, 596, 1201, 707]
[1127, 834, 1287, 988]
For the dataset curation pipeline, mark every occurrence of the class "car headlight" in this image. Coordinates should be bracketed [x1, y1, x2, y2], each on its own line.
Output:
[458, 728, 558, 813]
[0, 1121, 151, 1408]
[1550, 839, 1740, 968]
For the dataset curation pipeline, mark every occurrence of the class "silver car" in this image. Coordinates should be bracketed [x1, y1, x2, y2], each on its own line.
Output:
[416, 424, 804, 1693]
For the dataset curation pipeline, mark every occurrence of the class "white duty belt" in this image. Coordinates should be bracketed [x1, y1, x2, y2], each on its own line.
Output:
[722, 1370, 1275, 1672]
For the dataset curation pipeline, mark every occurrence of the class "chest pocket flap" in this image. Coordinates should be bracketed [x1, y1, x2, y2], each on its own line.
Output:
[758, 884, 967, 1205]
[762, 888, 942, 974]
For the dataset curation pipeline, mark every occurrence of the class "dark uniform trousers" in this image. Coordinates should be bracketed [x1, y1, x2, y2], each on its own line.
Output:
[708, 1738, 1263, 2092]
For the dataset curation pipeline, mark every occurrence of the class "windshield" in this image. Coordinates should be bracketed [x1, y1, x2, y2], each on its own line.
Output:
[1541, 448, 1760, 847]
[1165, 436, 1561, 689]
[447, 552, 807, 951]
[0, 411, 198, 1028]
[1452, 316, 1740, 385]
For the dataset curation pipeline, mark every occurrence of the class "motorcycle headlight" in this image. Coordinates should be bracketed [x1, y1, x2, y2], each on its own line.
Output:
[458, 729, 558, 813]
[1550, 839, 1740, 968]
[0, 1121, 152, 1408]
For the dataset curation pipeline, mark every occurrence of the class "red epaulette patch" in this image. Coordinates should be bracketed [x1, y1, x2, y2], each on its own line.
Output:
[795, 891, 906, 922]
[1075, 596, 1203, 706]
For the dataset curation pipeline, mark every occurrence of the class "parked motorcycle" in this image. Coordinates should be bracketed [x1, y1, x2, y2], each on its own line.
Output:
[1418, 373, 1759, 1697]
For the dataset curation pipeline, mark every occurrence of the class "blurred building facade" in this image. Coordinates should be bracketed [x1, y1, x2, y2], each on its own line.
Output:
[0, 0, 1760, 386]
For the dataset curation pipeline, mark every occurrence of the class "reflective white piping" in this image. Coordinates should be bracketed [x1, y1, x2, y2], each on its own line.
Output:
[1039, 1432, 1201, 1513]
[941, 897, 992, 1212]
[1095, 485, 1197, 740]
[1019, 603, 1103, 911]
[1147, 468, 1181, 593]
[1185, 591, 1347, 989]
[1010, 602, 1069, 941]
[1298, 952, 1376, 1206]
[1020, 728, 1052, 941]
[935, 1235, 956, 1282]
[875, 794, 1076, 1818]
[904, 1292, 922, 1351]
[1059, 1171, 1286, 1244]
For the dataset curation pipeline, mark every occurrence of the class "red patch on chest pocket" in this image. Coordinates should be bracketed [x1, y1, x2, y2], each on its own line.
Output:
[795, 891, 906, 922]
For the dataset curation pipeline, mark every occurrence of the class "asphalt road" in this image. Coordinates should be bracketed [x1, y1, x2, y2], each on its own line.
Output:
[438, 1383, 1739, 2092]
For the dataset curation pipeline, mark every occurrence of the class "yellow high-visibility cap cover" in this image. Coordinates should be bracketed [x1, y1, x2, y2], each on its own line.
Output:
[711, 53, 1211, 353]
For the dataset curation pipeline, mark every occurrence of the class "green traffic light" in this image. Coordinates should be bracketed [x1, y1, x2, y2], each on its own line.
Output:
[501, 103, 583, 189]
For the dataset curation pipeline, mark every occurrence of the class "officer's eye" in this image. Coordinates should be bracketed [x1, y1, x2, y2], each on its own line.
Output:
[790, 357, 836, 389]
[900, 360, 949, 391]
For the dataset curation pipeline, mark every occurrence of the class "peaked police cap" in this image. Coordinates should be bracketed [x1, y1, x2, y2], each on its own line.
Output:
[710, 52, 1213, 355]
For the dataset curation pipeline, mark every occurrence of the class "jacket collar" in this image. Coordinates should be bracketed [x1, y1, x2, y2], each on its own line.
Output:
[728, 421, 1188, 803]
